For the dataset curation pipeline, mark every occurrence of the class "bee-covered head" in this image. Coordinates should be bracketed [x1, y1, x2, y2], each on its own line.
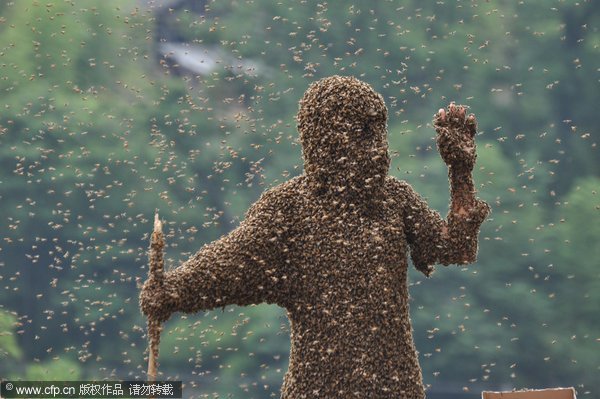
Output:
[297, 75, 390, 198]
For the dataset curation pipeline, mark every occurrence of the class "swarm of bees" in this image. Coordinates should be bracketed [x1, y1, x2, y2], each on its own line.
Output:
[140, 76, 489, 398]
[2, 1, 596, 397]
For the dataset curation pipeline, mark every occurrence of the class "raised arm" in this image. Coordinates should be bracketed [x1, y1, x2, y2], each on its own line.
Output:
[401, 103, 490, 276]
[140, 188, 293, 322]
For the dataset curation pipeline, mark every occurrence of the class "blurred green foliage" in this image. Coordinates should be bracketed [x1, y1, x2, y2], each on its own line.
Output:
[0, 0, 597, 397]
[0, 311, 22, 364]
[19, 358, 82, 381]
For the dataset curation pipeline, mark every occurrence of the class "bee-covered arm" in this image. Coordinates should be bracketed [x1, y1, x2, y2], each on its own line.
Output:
[140, 189, 292, 322]
[401, 104, 490, 276]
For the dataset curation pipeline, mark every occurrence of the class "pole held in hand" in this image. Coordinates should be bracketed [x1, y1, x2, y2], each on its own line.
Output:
[147, 211, 165, 382]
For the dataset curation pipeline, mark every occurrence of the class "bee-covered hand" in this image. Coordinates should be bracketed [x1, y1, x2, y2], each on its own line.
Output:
[139, 275, 177, 323]
[434, 103, 478, 172]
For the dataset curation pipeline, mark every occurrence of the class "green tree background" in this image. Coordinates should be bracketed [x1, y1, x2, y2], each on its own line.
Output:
[0, 0, 597, 397]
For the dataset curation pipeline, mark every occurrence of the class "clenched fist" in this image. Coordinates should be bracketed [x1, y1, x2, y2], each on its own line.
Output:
[434, 103, 478, 171]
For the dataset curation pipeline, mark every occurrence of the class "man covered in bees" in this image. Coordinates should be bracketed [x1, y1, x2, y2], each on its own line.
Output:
[140, 75, 490, 398]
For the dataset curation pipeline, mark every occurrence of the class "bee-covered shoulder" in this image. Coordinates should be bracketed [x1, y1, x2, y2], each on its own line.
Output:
[244, 176, 304, 225]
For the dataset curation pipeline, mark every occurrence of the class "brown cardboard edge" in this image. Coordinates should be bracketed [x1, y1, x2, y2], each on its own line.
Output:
[482, 387, 577, 399]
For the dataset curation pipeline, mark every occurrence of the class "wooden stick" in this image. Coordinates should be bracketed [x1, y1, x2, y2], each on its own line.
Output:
[147, 212, 165, 382]
[147, 319, 162, 381]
